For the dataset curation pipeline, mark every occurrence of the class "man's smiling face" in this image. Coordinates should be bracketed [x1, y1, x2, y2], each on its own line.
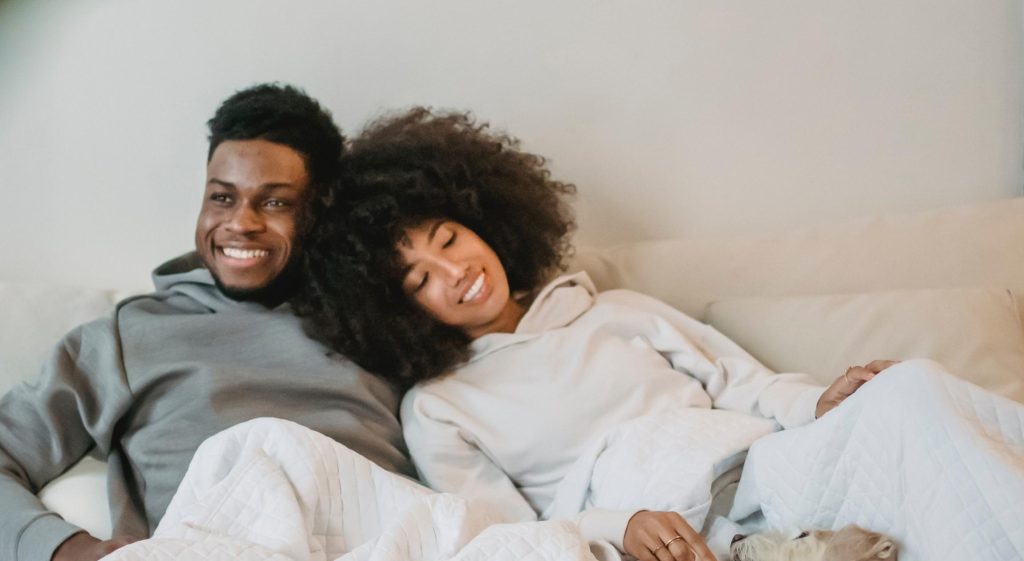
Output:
[195, 138, 311, 301]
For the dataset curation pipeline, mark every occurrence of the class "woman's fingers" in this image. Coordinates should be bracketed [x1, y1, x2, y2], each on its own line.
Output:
[654, 538, 688, 561]
[844, 366, 875, 386]
[646, 517, 688, 561]
[865, 359, 899, 374]
[625, 511, 716, 561]
[663, 536, 695, 561]
[666, 514, 716, 561]
[845, 359, 900, 387]
[641, 527, 684, 561]
[627, 514, 674, 561]
[634, 546, 658, 561]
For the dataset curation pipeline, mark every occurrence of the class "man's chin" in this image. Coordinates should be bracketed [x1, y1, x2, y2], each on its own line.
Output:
[212, 270, 300, 306]
[215, 280, 275, 301]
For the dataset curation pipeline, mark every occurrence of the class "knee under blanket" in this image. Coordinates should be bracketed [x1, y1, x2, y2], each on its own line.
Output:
[102, 418, 602, 561]
[103, 360, 1023, 561]
[730, 359, 1024, 561]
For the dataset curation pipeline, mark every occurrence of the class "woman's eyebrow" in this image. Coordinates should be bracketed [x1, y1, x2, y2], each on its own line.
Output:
[400, 264, 414, 280]
[426, 220, 446, 242]
[399, 220, 447, 281]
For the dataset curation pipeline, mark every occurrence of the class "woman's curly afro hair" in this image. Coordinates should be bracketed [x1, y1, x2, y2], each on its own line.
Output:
[294, 107, 576, 389]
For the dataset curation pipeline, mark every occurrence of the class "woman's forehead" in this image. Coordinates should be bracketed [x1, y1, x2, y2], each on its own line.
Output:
[400, 218, 451, 248]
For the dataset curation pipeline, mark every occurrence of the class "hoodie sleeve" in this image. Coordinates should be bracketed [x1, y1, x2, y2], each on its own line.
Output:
[0, 315, 133, 561]
[401, 388, 539, 524]
[600, 290, 825, 429]
[572, 508, 639, 551]
[403, 388, 640, 551]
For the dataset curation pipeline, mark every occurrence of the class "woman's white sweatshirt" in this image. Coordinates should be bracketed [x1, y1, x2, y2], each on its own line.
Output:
[401, 272, 825, 551]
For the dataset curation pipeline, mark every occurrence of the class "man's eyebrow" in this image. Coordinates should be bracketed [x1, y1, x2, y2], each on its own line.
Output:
[207, 178, 236, 189]
[206, 179, 298, 192]
[261, 182, 300, 191]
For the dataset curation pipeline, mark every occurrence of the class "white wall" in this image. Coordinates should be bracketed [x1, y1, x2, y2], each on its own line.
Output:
[0, 0, 1021, 290]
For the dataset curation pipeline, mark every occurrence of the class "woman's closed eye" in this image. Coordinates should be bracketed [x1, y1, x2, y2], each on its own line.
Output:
[443, 231, 456, 248]
[413, 272, 429, 293]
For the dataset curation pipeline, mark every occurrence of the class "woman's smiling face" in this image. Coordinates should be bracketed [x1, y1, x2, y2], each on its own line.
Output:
[398, 219, 524, 339]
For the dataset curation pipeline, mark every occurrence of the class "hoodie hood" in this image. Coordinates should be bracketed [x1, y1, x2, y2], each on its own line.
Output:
[468, 271, 597, 361]
[151, 251, 274, 312]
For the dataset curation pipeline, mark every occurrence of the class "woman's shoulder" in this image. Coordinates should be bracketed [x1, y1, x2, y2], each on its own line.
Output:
[592, 284, 689, 317]
[399, 377, 452, 425]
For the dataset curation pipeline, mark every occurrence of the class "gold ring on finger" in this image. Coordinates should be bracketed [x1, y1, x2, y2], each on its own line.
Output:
[664, 536, 685, 548]
[651, 544, 665, 554]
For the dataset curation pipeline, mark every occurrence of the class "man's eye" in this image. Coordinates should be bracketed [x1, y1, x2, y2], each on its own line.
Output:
[210, 193, 231, 204]
[265, 199, 290, 208]
[443, 232, 457, 248]
[795, 532, 810, 540]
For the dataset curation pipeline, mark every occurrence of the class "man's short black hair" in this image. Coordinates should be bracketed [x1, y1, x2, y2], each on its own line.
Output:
[207, 83, 344, 189]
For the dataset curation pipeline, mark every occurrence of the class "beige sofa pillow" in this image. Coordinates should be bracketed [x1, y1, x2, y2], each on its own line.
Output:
[0, 281, 120, 396]
[571, 198, 1024, 321]
[705, 288, 1024, 403]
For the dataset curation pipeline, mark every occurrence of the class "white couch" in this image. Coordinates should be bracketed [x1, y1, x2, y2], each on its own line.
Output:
[3, 198, 1023, 540]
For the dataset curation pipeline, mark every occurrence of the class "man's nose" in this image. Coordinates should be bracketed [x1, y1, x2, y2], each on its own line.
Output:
[226, 205, 263, 233]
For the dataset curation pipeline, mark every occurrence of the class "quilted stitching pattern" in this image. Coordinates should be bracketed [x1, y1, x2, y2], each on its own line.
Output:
[102, 419, 599, 561]
[731, 359, 1024, 561]
[588, 409, 776, 530]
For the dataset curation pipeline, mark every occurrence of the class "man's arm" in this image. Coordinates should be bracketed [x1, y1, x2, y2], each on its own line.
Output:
[51, 532, 136, 561]
[0, 317, 133, 561]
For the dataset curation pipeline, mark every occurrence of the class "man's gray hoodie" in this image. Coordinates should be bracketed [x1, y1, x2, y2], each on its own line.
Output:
[0, 253, 413, 561]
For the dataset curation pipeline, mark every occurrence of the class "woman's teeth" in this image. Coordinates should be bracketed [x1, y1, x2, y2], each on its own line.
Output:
[462, 273, 485, 303]
[222, 247, 269, 259]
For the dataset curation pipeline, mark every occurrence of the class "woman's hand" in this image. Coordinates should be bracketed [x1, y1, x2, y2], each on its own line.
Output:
[623, 510, 716, 561]
[815, 359, 900, 418]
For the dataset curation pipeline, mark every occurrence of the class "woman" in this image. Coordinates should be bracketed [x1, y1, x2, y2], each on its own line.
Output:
[294, 109, 1020, 561]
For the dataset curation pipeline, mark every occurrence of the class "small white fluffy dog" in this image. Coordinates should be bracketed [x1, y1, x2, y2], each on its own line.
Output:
[729, 525, 898, 561]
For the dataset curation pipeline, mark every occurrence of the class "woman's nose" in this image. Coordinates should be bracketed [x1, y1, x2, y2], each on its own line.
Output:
[434, 257, 466, 284]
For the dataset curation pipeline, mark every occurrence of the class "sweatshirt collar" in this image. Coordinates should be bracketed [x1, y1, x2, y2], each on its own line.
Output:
[468, 271, 597, 361]
[151, 251, 285, 312]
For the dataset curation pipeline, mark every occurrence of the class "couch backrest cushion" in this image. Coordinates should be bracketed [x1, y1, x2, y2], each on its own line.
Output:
[570, 198, 1024, 321]
[0, 281, 121, 396]
[705, 287, 1024, 403]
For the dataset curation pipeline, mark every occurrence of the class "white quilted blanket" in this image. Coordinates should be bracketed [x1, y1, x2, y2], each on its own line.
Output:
[102, 418, 600, 561]
[730, 359, 1024, 561]
[103, 360, 1023, 561]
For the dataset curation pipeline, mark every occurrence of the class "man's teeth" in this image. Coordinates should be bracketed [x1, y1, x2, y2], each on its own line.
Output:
[222, 247, 269, 259]
[462, 273, 485, 303]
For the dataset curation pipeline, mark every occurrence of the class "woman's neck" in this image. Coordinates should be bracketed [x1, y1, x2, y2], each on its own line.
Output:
[466, 298, 527, 340]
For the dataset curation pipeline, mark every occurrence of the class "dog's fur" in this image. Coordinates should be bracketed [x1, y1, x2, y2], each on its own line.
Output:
[729, 525, 898, 561]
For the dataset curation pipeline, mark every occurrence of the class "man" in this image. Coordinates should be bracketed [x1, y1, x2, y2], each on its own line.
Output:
[0, 84, 414, 561]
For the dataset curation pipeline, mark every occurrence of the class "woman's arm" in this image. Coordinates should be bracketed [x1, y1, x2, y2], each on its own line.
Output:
[403, 389, 675, 553]
[598, 290, 824, 428]
[401, 389, 538, 524]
